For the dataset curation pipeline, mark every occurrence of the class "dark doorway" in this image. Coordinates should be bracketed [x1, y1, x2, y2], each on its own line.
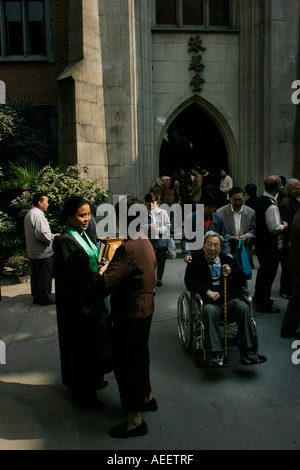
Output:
[159, 103, 228, 180]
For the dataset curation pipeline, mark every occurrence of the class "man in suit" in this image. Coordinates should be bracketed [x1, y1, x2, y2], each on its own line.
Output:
[216, 187, 256, 260]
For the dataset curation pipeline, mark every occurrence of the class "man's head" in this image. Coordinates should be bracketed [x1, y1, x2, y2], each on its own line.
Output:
[202, 192, 218, 220]
[245, 183, 257, 198]
[229, 187, 244, 212]
[145, 192, 158, 210]
[33, 193, 49, 212]
[203, 231, 223, 261]
[264, 175, 282, 196]
[192, 165, 202, 176]
[286, 178, 300, 199]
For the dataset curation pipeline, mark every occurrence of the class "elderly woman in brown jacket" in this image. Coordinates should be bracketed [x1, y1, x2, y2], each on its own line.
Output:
[82, 196, 157, 438]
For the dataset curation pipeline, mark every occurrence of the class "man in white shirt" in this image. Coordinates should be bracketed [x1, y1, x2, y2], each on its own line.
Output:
[216, 187, 256, 259]
[24, 193, 59, 305]
[144, 192, 171, 287]
[253, 176, 288, 313]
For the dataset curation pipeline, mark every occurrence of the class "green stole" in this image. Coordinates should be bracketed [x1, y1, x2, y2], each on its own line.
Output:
[64, 225, 99, 273]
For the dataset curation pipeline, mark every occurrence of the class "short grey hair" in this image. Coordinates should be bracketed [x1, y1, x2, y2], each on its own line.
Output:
[204, 231, 224, 245]
[286, 178, 300, 193]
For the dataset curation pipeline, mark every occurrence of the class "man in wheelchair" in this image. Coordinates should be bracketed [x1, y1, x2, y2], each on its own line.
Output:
[184, 231, 265, 367]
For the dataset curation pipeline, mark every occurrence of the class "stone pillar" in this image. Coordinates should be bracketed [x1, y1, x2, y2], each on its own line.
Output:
[57, 0, 109, 187]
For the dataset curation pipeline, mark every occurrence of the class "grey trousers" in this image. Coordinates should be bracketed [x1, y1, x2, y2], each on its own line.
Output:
[30, 257, 53, 305]
[203, 298, 254, 353]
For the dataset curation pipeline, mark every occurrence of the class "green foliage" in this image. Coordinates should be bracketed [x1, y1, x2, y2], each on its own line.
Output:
[11, 164, 108, 231]
[0, 211, 24, 249]
[2, 160, 48, 191]
[0, 211, 24, 274]
[0, 97, 53, 168]
[0, 105, 16, 141]
[6, 249, 31, 277]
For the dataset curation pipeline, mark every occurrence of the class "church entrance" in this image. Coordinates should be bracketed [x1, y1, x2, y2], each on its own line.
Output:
[159, 103, 228, 182]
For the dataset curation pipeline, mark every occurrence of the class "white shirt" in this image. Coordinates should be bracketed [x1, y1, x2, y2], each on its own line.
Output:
[24, 206, 54, 259]
[263, 191, 284, 249]
[231, 205, 243, 236]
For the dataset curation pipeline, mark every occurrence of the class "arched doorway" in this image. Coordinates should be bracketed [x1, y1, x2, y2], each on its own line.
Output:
[159, 103, 228, 181]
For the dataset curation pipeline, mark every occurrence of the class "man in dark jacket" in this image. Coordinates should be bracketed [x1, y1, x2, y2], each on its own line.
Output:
[185, 231, 260, 367]
[280, 208, 300, 338]
[278, 179, 300, 299]
[253, 175, 288, 312]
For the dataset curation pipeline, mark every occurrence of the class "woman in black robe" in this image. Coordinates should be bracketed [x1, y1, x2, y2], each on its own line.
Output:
[54, 196, 112, 410]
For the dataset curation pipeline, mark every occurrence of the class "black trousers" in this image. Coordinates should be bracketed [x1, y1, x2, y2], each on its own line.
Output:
[112, 315, 153, 413]
[154, 246, 167, 281]
[253, 249, 281, 307]
[30, 257, 53, 304]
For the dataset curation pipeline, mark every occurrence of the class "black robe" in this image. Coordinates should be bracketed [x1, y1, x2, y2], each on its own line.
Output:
[54, 232, 112, 392]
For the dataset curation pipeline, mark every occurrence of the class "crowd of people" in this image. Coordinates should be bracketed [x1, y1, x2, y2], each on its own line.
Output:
[22, 167, 300, 438]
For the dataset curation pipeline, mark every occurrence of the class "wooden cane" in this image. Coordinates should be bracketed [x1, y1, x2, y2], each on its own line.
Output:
[223, 274, 228, 365]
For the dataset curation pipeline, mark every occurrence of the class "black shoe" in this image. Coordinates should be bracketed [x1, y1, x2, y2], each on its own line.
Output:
[281, 327, 298, 338]
[142, 397, 158, 412]
[256, 304, 280, 313]
[156, 280, 162, 287]
[240, 350, 259, 365]
[208, 352, 223, 367]
[109, 420, 148, 438]
[279, 291, 292, 300]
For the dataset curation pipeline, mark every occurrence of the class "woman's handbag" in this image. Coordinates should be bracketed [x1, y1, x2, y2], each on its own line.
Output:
[167, 236, 177, 259]
[236, 239, 252, 280]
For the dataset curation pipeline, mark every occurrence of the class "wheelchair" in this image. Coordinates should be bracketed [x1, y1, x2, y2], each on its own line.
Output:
[177, 288, 260, 367]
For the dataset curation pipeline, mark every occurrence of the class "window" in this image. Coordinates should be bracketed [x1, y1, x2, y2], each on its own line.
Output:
[0, 0, 52, 59]
[155, 0, 230, 29]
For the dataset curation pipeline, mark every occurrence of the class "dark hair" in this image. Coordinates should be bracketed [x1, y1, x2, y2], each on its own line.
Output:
[145, 192, 157, 203]
[193, 165, 202, 173]
[33, 192, 47, 206]
[202, 191, 218, 207]
[59, 195, 90, 225]
[245, 183, 257, 197]
[280, 176, 286, 186]
[115, 195, 145, 228]
[229, 187, 244, 198]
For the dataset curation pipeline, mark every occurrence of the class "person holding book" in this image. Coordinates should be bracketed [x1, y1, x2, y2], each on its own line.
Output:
[54, 196, 112, 410]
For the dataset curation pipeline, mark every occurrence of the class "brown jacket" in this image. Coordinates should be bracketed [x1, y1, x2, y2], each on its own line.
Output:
[83, 237, 156, 321]
[288, 208, 300, 278]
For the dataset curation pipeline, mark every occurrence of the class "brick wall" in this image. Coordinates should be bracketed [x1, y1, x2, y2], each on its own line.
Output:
[0, 0, 69, 105]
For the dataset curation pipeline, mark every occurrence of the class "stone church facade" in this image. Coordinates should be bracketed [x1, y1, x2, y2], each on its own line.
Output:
[57, 0, 300, 200]
[2, 1, 298, 199]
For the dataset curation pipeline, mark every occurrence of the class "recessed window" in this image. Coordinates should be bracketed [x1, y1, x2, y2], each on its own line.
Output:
[0, 0, 49, 58]
[155, 0, 230, 29]
[209, 0, 229, 26]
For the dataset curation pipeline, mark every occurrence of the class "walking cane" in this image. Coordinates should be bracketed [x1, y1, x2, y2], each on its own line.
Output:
[223, 274, 228, 365]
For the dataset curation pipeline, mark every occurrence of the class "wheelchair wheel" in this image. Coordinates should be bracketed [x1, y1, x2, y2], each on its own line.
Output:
[177, 291, 193, 350]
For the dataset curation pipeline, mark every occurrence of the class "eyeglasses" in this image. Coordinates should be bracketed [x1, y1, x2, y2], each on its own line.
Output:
[206, 242, 221, 248]
[231, 198, 244, 202]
